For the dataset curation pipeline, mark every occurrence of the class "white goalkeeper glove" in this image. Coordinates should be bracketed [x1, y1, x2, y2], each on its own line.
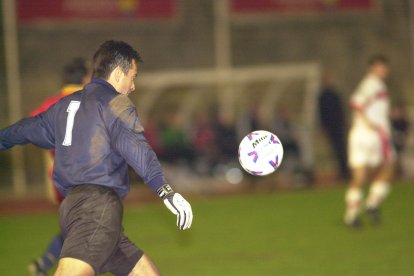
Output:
[157, 184, 193, 230]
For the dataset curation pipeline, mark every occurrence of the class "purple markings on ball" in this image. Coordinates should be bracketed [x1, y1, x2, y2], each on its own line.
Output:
[270, 135, 280, 144]
[248, 151, 259, 163]
[247, 169, 263, 175]
[247, 131, 260, 141]
[269, 155, 279, 168]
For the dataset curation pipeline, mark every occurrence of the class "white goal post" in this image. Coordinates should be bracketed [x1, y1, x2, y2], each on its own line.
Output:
[135, 62, 322, 171]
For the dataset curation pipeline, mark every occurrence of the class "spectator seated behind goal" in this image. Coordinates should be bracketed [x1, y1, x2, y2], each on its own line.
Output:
[390, 104, 410, 177]
[272, 107, 313, 186]
[191, 110, 218, 175]
[159, 109, 194, 166]
[212, 112, 238, 164]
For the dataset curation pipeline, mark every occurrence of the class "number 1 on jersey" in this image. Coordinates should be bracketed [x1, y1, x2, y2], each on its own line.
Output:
[62, 100, 81, 146]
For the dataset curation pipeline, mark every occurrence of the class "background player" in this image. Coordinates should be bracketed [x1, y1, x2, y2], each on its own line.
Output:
[28, 57, 91, 276]
[0, 40, 193, 275]
[344, 55, 394, 228]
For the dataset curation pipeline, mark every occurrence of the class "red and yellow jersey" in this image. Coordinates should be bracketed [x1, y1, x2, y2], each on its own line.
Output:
[31, 84, 83, 117]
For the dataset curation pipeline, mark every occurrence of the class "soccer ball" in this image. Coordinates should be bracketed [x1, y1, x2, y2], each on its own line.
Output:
[238, 130, 284, 176]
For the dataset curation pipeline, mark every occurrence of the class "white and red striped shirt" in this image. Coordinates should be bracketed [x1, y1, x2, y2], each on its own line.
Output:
[350, 74, 391, 135]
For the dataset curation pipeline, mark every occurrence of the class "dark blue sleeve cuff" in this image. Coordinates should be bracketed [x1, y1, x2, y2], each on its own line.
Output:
[147, 175, 168, 194]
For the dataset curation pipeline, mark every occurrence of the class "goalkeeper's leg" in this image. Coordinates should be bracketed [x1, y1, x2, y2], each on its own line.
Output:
[129, 254, 160, 276]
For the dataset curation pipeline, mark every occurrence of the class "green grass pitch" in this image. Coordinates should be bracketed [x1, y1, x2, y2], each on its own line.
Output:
[0, 183, 413, 275]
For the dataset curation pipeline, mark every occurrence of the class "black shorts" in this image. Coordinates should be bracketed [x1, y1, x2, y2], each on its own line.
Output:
[59, 184, 143, 275]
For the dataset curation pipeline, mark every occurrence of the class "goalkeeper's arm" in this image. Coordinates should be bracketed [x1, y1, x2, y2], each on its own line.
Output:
[110, 111, 193, 230]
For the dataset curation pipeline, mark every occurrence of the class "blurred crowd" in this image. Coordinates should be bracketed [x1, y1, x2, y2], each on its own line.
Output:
[143, 109, 239, 177]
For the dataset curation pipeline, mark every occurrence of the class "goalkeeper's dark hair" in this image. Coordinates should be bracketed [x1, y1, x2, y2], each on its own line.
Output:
[92, 40, 142, 80]
[63, 57, 89, 85]
[368, 54, 389, 66]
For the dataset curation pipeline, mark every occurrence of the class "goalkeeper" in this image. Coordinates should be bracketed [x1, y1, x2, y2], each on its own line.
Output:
[0, 40, 193, 275]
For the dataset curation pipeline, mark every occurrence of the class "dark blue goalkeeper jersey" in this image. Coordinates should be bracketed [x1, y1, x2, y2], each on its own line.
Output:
[0, 79, 167, 198]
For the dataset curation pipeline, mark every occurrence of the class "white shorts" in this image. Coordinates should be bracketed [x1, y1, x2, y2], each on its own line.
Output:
[348, 126, 395, 168]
